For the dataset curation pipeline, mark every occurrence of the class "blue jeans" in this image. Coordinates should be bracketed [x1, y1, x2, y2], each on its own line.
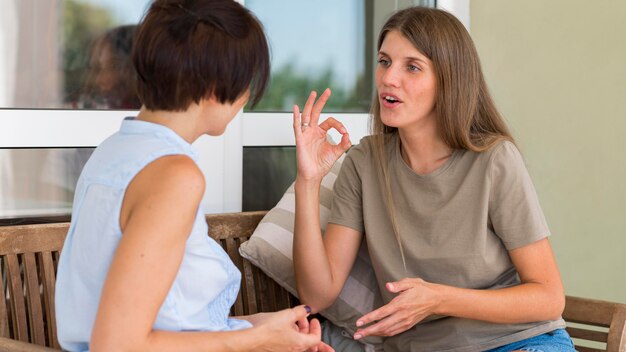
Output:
[486, 329, 575, 352]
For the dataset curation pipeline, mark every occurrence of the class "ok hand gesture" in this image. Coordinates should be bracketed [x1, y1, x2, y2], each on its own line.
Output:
[293, 89, 351, 183]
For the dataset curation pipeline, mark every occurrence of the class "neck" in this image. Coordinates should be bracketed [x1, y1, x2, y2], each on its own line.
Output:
[135, 105, 202, 144]
[398, 124, 453, 175]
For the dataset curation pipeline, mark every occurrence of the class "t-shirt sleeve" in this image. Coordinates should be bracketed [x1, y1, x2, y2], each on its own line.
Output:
[489, 141, 551, 250]
[328, 147, 365, 233]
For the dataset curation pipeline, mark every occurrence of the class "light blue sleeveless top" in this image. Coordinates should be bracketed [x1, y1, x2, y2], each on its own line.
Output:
[55, 118, 251, 352]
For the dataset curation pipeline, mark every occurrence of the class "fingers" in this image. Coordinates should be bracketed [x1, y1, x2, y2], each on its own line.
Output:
[386, 278, 423, 293]
[318, 342, 335, 352]
[354, 316, 395, 339]
[318, 117, 351, 156]
[307, 319, 336, 352]
[291, 305, 312, 321]
[356, 316, 411, 339]
[293, 104, 302, 139]
[301, 91, 318, 126]
[305, 319, 321, 352]
[318, 117, 347, 134]
[355, 305, 392, 329]
[336, 130, 352, 155]
[310, 88, 331, 125]
[354, 303, 409, 339]
[288, 306, 323, 350]
[308, 318, 321, 337]
[296, 315, 310, 334]
[300, 88, 331, 128]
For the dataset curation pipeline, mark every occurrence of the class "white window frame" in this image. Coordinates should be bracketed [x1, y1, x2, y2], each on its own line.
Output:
[0, 0, 469, 214]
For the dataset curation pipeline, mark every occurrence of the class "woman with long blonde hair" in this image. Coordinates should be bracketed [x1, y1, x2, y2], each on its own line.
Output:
[293, 6, 574, 351]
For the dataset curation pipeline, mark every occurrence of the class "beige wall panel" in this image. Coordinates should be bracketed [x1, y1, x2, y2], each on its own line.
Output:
[471, 0, 626, 302]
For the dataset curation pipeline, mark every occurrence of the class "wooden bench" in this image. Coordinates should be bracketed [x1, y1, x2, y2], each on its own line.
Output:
[0, 211, 624, 351]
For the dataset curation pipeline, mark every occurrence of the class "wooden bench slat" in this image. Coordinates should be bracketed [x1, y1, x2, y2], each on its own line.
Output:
[565, 296, 617, 327]
[575, 346, 605, 352]
[607, 306, 626, 352]
[241, 258, 258, 315]
[224, 238, 245, 317]
[253, 266, 270, 313]
[206, 212, 266, 240]
[5, 254, 28, 342]
[38, 252, 59, 349]
[0, 259, 10, 338]
[0, 227, 67, 256]
[0, 336, 57, 352]
[567, 326, 608, 343]
[22, 253, 45, 346]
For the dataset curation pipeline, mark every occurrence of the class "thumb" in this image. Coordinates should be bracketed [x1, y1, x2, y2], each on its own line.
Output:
[291, 305, 312, 321]
[333, 132, 351, 156]
[386, 280, 413, 293]
[308, 318, 322, 338]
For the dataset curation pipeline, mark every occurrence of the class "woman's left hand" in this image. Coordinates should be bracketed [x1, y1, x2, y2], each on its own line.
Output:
[353, 278, 441, 339]
[242, 311, 334, 352]
[295, 315, 335, 352]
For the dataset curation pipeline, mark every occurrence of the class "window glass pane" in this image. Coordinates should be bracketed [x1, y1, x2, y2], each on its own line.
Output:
[245, 0, 374, 113]
[0, 0, 148, 110]
[0, 148, 94, 225]
[242, 146, 296, 211]
[0, 0, 436, 111]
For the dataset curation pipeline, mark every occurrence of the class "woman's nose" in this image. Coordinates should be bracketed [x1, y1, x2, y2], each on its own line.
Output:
[381, 66, 400, 87]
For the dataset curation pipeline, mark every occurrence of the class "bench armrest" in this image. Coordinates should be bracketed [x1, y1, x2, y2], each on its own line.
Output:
[0, 337, 59, 352]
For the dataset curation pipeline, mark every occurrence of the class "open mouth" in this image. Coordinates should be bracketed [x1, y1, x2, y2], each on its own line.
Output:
[380, 93, 402, 107]
[384, 96, 399, 103]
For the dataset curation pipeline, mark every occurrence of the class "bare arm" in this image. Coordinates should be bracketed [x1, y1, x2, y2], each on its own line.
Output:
[435, 237, 565, 322]
[354, 238, 565, 339]
[90, 156, 324, 352]
[291, 89, 358, 312]
[293, 186, 363, 311]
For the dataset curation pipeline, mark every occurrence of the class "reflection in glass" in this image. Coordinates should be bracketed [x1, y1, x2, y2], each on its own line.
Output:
[245, 0, 374, 113]
[0, 0, 148, 109]
[63, 0, 147, 109]
[70, 25, 141, 109]
[243, 147, 296, 211]
[0, 148, 94, 224]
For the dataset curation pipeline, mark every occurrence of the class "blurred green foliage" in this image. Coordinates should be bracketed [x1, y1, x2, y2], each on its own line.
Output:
[247, 62, 371, 113]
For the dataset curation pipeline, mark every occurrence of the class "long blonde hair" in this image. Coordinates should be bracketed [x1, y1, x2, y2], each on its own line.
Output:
[371, 7, 514, 270]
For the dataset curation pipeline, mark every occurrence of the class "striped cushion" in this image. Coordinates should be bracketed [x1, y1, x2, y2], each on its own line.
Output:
[239, 155, 383, 347]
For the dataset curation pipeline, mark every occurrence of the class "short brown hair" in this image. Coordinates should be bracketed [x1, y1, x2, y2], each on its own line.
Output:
[133, 0, 270, 111]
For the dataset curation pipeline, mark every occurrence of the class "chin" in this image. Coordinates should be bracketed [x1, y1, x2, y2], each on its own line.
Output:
[206, 126, 228, 137]
[380, 112, 403, 129]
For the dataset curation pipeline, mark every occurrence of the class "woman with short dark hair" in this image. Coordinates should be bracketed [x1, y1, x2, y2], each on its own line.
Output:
[55, 1, 332, 351]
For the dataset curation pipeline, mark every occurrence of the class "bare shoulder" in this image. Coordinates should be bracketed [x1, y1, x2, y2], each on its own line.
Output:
[121, 155, 205, 230]
[146, 155, 205, 192]
[134, 155, 205, 201]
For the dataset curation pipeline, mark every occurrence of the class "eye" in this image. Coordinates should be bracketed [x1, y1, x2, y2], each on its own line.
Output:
[377, 58, 390, 67]
[408, 64, 421, 72]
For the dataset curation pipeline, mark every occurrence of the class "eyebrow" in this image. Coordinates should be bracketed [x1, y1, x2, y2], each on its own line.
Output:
[378, 50, 429, 65]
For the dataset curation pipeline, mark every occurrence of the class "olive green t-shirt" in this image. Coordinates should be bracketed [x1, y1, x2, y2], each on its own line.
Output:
[328, 134, 565, 352]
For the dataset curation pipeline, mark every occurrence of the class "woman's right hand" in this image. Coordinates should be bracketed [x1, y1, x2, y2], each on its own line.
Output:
[254, 305, 334, 352]
[293, 89, 351, 183]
